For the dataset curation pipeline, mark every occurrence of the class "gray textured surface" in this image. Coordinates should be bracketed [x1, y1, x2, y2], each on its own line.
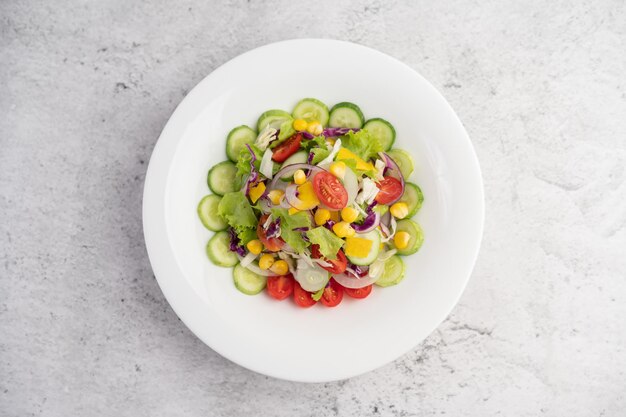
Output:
[2, 0, 626, 415]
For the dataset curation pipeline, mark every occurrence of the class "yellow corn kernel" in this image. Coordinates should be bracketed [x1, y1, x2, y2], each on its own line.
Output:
[314, 208, 331, 226]
[258, 254, 275, 270]
[329, 210, 340, 223]
[293, 118, 308, 131]
[332, 221, 355, 238]
[288, 207, 300, 215]
[341, 206, 359, 223]
[394, 231, 411, 249]
[248, 181, 266, 204]
[270, 260, 289, 275]
[246, 239, 263, 255]
[329, 161, 346, 179]
[267, 189, 284, 205]
[293, 169, 306, 185]
[390, 202, 409, 219]
[307, 121, 323, 135]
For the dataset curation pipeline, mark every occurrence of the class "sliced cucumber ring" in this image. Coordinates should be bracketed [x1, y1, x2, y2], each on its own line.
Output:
[257, 109, 292, 132]
[206, 231, 239, 267]
[345, 230, 381, 266]
[386, 148, 414, 179]
[226, 125, 256, 162]
[233, 264, 267, 295]
[364, 118, 396, 151]
[197, 194, 227, 231]
[399, 183, 424, 218]
[292, 98, 329, 125]
[329, 102, 364, 128]
[392, 219, 424, 256]
[375, 255, 405, 287]
[207, 161, 237, 195]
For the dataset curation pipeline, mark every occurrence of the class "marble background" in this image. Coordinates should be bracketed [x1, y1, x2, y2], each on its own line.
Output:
[1, 0, 625, 416]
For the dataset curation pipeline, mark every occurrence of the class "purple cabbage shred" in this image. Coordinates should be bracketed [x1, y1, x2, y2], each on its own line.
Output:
[228, 228, 246, 256]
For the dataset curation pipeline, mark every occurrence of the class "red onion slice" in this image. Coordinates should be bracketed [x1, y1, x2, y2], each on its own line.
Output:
[332, 272, 378, 289]
[269, 163, 328, 191]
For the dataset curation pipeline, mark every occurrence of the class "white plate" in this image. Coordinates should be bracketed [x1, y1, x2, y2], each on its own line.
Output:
[143, 39, 484, 382]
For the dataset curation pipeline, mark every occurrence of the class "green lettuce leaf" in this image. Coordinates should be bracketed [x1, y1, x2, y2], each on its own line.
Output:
[218, 192, 258, 244]
[311, 286, 325, 301]
[306, 226, 345, 260]
[269, 119, 296, 149]
[271, 208, 312, 253]
[234, 144, 263, 189]
[310, 147, 330, 164]
[301, 135, 326, 152]
[342, 129, 383, 161]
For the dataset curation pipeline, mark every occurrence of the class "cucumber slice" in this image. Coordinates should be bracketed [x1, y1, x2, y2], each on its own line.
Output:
[226, 125, 256, 162]
[257, 109, 292, 132]
[345, 230, 381, 266]
[292, 98, 329, 125]
[386, 148, 414, 179]
[279, 151, 308, 179]
[392, 219, 424, 256]
[364, 118, 396, 151]
[197, 194, 228, 231]
[399, 183, 424, 218]
[375, 255, 406, 287]
[207, 161, 237, 195]
[233, 264, 267, 295]
[206, 231, 239, 267]
[329, 102, 364, 128]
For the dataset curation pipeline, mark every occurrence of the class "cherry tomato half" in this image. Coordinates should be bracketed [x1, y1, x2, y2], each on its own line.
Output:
[344, 285, 372, 299]
[320, 279, 344, 307]
[312, 172, 348, 210]
[375, 177, 403, 205]
[271, 133, 302, 163]
[266, 274, 295, 300]
[310, 244, 347, 274]
[257, 214, 284, 252]
[293, 281, 317, 308]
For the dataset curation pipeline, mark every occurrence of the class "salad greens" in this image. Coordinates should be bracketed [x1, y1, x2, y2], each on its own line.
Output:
[197, 98, 425, 308]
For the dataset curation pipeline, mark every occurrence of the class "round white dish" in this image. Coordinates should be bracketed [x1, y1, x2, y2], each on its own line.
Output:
[143, 39, 484, 382]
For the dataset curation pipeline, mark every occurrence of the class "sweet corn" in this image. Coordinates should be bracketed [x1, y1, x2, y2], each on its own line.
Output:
[259, 254, 275, 270]
[293, 169, 306, 185]
[270, 260, 289, 275]
[390, 202, 409, 219]
[329, 161, 346, 179]
[293, 118, 308, 131]
[246, 239, 263, 255]
[394, 231, 411, 249]
[267, 189, 285, 205]
[307, 121, 323, 136]
[333, 221, 355, 238]
[314, 208, 331, 226]
[288, 207, 300, 215]
[341, 206, 359, 223]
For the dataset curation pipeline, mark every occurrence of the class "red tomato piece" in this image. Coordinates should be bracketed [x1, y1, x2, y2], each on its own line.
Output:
[257, 214, 284, 252]
[375, 177, 403, 205]
[293, 281, 317, 308]
[266, 274, 295, 300]
[312, 172, 348, 210]
[344, 285, 373, 299]
[271, 133, 302, 163]
[320, 279, 344, 307]
[310, 244, 347, 274]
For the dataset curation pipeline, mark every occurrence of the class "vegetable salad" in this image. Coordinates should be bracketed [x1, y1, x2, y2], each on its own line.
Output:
[197, 98, 424, 307]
